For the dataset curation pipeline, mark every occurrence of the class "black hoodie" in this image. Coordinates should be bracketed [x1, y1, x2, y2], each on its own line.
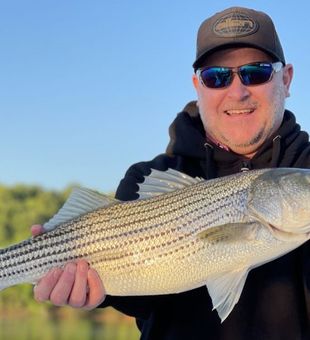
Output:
[102, 103, 310, 340]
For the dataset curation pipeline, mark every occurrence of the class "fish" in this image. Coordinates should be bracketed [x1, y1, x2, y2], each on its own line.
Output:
[0, 167, 310, 322]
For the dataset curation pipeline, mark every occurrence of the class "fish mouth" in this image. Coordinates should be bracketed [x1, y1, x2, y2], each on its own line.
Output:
[224, 108, 255, 116]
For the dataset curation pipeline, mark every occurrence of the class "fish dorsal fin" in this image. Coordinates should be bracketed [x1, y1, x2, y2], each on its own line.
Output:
[43, 187, 117, 232]
[138, 168, 203, 199]
[206, 267, 249, 323]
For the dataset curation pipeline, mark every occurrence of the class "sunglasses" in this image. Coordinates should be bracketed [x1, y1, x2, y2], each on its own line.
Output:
[197, 61, 283, 89]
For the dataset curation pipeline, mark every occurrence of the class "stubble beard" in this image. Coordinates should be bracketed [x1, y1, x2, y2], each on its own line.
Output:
[223, 86, 286, 150]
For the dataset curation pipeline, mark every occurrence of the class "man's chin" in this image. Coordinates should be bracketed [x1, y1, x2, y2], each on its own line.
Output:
[228, 140, 263, 158]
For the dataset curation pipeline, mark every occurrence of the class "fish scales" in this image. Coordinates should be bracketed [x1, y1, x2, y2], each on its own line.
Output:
[0, 173, 249, 282]
[0, 170, 256, 289]
[1, 167, 310, 322]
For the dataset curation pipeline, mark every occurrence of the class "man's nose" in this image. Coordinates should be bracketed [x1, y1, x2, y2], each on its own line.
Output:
[226, 74, 251, 100]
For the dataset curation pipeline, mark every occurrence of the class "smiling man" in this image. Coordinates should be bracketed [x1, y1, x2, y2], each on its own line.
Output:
[32, 7, 310, 340]
[193, 48, 292, 158]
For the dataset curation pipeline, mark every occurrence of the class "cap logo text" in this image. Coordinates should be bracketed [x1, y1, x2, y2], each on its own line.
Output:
[213, 12, 258, 37]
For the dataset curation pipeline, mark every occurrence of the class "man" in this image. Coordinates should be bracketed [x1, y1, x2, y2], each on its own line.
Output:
[32, 7, 310, 339]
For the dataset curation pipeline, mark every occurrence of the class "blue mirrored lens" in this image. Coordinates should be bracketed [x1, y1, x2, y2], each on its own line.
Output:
[200, 67, 232, 88]
[239, 64, 273, 85]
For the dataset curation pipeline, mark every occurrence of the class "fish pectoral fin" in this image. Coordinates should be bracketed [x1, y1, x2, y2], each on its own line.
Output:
[138, 168, 203, 199]
[43, 187, 118, 232]
[197, 222, 260, 242]
[205, 267, 249, 323]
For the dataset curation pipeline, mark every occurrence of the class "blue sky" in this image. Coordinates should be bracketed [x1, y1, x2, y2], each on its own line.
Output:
[1, 0, 310, 192]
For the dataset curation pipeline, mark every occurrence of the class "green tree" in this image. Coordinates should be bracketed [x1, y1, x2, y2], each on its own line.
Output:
[0, 183, 139, 339]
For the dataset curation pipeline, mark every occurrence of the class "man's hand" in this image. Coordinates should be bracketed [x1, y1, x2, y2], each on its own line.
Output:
[31, 224, 106, 309]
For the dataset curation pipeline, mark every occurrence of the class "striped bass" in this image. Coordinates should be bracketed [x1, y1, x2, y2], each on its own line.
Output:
[1, 168, 310, 322]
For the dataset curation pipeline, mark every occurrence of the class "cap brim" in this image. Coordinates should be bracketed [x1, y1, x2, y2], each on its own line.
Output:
[193, 43, 284, 69]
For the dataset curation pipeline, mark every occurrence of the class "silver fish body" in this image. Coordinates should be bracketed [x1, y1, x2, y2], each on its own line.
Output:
[1, 168, 310, 321]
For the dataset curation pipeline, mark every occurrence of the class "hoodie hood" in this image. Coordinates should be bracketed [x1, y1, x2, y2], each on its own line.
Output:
[166, 103, 206, 159]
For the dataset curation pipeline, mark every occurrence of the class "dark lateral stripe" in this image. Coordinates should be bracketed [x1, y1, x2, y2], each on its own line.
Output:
[0, 179, 244, 262]
[0, 180, 250, 282]
[0, 197, 236, 278]
[0, 192, 237, 271]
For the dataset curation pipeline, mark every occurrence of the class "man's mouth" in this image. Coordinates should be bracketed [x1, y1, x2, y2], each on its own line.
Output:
[224, 109, 255, 116]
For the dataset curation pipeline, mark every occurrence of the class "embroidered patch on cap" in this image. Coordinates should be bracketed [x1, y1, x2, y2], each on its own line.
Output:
[213, 12, 258, 37]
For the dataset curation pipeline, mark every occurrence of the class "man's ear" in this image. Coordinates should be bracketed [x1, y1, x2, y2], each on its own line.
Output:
[282, 64, 293, 98]
[192, 73, 200, 90]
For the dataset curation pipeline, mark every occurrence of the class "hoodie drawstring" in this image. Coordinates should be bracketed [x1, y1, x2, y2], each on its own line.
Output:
[203, 142, 215, 179]
[270, 135, 282, 167]
[202, 135, 282, 178]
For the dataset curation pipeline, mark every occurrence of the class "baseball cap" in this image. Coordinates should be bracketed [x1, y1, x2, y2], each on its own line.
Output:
[193, 7, 285, 70]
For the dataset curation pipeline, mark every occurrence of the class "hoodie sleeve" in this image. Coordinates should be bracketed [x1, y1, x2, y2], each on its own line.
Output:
[115, 154, 180, 200]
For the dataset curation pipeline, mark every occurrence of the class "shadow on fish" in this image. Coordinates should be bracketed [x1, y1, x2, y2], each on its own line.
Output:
[1, 168, 310, 322]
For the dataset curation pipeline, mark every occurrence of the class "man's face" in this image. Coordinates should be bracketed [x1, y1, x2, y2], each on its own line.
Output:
[192, 48, 293, 158]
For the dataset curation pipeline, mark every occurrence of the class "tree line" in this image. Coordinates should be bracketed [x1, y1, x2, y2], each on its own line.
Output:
[0, 183, 138, 339]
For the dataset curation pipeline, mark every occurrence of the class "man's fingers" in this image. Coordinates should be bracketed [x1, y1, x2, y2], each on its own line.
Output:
[49, 263, 77, 306]
[34, 261, 105, 310]
[34, 267, 63, 302]
[84, 268, 106, 310]
[68, 260, 89, 308]
[31, 224, 44, 237]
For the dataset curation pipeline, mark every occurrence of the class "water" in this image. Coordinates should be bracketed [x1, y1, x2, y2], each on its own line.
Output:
[0, 309, 140, 340]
